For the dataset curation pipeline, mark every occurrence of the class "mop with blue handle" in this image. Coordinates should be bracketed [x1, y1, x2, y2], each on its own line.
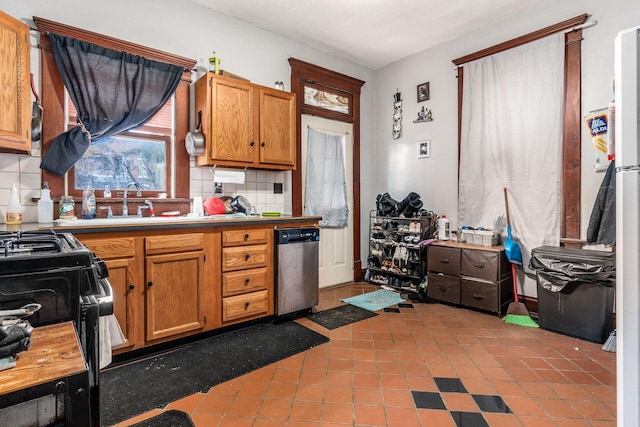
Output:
[502, 188, 538, 328]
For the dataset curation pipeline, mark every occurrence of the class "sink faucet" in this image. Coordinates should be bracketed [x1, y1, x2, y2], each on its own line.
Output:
[137, 200, 155, 217]
[122, 182, 141, 217]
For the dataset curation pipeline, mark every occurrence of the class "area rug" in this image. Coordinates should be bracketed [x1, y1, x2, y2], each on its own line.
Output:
[101, 321, 329, 426]
[307, 304, 378, 330]
[130, 410, 195, 427]
[341, 289, 406, 312]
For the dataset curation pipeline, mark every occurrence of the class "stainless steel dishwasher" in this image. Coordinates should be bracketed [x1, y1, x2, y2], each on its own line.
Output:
[275, 227, 320, 316]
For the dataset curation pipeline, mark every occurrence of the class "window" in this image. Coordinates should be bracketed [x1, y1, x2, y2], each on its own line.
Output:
[66, 95, 173, 197]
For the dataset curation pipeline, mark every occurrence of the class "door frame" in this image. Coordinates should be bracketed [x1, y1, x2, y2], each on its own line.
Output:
[289, 58, 366, 281]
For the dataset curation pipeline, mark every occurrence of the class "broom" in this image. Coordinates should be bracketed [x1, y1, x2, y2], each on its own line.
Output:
[502, 188, 538, 328]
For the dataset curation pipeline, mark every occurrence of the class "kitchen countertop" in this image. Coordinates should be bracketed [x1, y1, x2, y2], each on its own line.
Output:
[2, 215, 321, 234]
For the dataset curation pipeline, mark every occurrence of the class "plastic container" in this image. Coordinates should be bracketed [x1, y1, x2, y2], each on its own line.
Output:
[103, 185, 111, 198]
[82, 184, 96, 219]
[437, 216, 450, 240]
[59, 196, 76, 220]
[6, 183, 22, 224]
[38, 182, 54, 223]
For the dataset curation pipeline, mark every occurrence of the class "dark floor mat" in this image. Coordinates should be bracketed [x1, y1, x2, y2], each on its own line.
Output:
[130, 410, 195, 427]
[307, 304, 378, 330]
[101, 321, 328, 426]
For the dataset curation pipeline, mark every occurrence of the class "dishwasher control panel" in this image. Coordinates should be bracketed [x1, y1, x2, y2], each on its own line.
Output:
[276, 227, 320, 244]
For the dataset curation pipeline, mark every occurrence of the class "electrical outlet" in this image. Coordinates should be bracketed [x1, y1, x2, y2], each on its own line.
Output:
[273, 183, 283, 194]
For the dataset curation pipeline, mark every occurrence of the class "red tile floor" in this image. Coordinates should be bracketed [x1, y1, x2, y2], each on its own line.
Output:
[114, 282, 616, 427]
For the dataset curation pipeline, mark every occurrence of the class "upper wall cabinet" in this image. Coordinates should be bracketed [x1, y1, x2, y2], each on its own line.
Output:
[0, 11, 31, 154]
[194, 73, 296, 170]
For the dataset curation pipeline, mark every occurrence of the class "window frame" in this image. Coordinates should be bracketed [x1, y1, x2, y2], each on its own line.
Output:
[34, 16, 195, 206]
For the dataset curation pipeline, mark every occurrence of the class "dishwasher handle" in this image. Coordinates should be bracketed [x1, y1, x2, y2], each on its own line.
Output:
[276, 227, 320, 244]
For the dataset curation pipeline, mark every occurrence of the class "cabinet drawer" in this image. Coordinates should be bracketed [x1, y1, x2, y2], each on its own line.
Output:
[461, 249, 500, 282]
[428, 246, 460, 276]
[223, 290, 268, 322]
[222, 229, 269, 247]
[82, 237, 135, 259]
[145, 233, 204, 255]
[461, 278, 499, 313]
[222, 267, 268, 296]
[427, 273, 460, 304]
[222, 244, 268, 271]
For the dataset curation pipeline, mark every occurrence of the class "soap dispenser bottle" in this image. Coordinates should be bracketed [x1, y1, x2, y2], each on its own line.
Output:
[6, 183, 23, 225]
[38, 181, 54, 223]
[82, 184, 96, 219]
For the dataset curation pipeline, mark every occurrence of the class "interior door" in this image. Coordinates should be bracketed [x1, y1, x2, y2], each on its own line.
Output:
[301, 115, 354, 288]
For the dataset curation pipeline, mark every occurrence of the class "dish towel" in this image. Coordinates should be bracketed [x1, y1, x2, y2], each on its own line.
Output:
[100, 314, 126, 368]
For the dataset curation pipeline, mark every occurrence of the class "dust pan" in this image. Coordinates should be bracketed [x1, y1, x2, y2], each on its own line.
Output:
[503, 188, 522, 265]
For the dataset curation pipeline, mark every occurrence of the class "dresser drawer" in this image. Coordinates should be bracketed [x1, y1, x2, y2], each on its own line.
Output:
[222, 267, 268, 296]
[427, 273, 460, 304]
[222, 290, 268, 322]
[222, 244, 268, 271]
[222, 229, 269, 247]
[461, 249, 500, 282]
[461, 278, 498, 313]
[145, 233, 204, 255]
[428, 246, 460, 276]
[82, 237, 135, 259]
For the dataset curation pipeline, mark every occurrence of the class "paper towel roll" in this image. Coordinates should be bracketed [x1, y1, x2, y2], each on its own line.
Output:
[212, 168, 246, 184]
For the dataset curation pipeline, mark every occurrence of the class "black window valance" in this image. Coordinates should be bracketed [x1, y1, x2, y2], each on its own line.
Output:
[41, 33, 184, 176]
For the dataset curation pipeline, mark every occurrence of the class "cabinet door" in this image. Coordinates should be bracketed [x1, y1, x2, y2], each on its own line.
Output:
[209, 76, 254, 163]
[257, 87, 295, 167]
[103, 258, 138, 350]
[145, 251, 204, 341]
[0, 10, 30, 153]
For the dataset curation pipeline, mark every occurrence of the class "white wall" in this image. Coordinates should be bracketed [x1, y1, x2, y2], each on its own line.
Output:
[0, 0, 375, 227]
[373, 0, 638, 296]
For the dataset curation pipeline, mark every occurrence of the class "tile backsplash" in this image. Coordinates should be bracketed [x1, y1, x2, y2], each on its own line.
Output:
[0, 150, 289, 223]
[189, 161, 289, 215]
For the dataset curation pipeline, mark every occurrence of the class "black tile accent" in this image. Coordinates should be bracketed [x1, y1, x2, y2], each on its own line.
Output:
[411, 391, 446, 410]
[450, 411, 489, 427]
[383, 307, 401, 313]
[472, 395, 512, 413]
[398, 303, 414, 308]
[434, 377, 468, 393]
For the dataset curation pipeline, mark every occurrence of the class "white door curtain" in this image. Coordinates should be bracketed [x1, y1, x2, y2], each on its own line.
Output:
[458, 32, 564, 269]
[304, 127, 349, 228]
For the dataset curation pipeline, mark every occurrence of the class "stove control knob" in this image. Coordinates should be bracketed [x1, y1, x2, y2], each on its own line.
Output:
[94, 258, 109, 279]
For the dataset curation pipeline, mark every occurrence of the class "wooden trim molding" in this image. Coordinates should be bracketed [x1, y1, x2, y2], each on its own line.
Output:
[453, 14, 588, 241]
[289, 58, 366, 281]
[34, 17, 195, 202]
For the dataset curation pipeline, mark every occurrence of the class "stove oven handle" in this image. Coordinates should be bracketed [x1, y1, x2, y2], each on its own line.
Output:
[97, 278, 114, 316]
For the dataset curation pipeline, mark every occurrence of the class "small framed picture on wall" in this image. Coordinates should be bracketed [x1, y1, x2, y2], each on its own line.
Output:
[417, 82, 429, 102]
[418, 140, 431, 158]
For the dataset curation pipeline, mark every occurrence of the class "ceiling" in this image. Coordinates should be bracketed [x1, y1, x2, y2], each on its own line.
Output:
[187, 0, 548, 69]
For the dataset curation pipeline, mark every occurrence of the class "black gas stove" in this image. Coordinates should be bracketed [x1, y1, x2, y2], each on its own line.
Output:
[0, 229, 112, 427]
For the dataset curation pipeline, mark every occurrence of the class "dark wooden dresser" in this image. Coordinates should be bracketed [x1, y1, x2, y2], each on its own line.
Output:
[427, 241, 514, 315]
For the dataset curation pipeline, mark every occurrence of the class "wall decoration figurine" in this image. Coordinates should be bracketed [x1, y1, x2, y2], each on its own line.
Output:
[392, 91, 402, 139]
[413, 106, 433, 123]
[417, 82, 429, 102]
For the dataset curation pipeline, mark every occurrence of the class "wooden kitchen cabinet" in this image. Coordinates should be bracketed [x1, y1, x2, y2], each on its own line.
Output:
[81, 236, 143, 352]
[144, 233, 205, 341]
[220, 227, 274, 325]
[427, 241, 513, 315]
[0, 10, 31, 154]
[194, 72, 296, 170]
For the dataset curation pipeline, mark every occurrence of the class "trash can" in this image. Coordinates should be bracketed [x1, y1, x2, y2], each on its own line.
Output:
[530, 246, 616, 344]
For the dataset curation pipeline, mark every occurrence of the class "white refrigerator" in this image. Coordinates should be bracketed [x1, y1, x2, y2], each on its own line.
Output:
[615, 25, 640, 427]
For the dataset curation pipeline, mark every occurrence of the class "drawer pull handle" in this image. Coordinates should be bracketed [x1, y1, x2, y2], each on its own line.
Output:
[129, 284, 135, 291]
[245, 254, 251, 260]
[472, 293, 485, 299]
[244, 234, 250, 240]
[245, 278, 250, 285]
[438, 287, 448, 292]
[147, 281, 153, 287]
[261, 141, 266, 147]
[438, 259, 450, 263]
[250, 141, 255, 147]
[473, 263, 486, 269]
[245, 302, 250, 309]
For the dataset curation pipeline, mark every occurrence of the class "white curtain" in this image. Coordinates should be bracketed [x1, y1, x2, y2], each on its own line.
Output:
[458, 33, 565, 269]
[304, 128, 349, 227]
